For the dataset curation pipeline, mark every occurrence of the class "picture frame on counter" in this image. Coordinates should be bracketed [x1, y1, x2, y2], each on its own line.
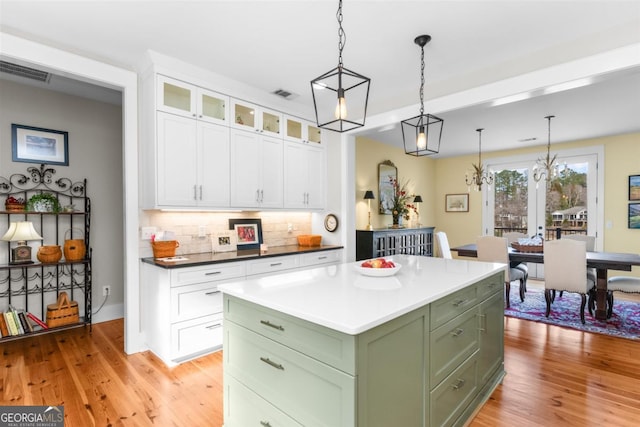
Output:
[229, 218, 263, 251]
[12, 124, 69, 166]
[213, 231, 237, 253]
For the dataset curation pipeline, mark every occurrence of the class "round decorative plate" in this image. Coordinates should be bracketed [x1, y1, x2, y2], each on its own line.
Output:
[354, 263, 402, 277]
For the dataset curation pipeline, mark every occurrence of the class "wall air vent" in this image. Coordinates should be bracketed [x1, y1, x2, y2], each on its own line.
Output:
[272, 89, 299, 100]
[0, 60, 51, 83]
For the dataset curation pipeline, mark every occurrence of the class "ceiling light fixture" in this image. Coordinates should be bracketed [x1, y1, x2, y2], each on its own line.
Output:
[401, 34, 444, 156]
[465, 128, 494, 191]
[533, 115, 563, 187]
[310, 0, 371, 133]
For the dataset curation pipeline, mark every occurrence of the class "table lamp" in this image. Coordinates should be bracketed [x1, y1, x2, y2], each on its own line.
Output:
[1, 221, 43, 264]
[413, 195, 423, 227]
[364, 190, 375, 231]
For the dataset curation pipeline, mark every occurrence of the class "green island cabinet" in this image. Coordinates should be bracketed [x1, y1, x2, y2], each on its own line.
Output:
[221, 256, 505, 427]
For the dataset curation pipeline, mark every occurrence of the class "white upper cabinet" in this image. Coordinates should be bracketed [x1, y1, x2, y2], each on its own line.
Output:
[157, 75, 229, 126]
[230, 98, 282, 138]
[284, 115, 322, 145]
[284, 141, 325, 209]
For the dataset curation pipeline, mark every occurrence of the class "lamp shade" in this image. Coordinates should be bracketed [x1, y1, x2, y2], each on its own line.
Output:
[413, 195, 423, 203]
[364, 190, 375, 200]
[1, 221, 43, 242]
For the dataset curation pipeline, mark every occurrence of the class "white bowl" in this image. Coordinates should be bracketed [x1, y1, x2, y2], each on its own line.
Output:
[354, 262, 402, 277]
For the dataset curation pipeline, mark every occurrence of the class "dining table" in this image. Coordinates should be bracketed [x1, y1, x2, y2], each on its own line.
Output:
[451, 243, 640, 321]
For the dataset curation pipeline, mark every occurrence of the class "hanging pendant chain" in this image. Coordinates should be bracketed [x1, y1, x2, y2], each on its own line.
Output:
[420, 45, 425, 116]
[337, 0, 345, 68]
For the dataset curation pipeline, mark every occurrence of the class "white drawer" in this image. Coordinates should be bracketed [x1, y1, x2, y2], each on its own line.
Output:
[224, 321, 355, 427]
[299, 249, 342, 267]
[224, 375, 303, 427]
[170, 281, 223, 322]
[225, 295, 356, 374]
[171, 313, 223, 362]
[170, 262, 246, 287]
[246, 255, 299, 276]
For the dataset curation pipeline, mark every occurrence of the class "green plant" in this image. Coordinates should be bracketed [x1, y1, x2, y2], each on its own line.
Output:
[27, 192, 60, 213]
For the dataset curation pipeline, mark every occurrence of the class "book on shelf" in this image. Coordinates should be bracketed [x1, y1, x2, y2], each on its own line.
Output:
[18, 311, 32, 333]
[8, 306, 24, 335]
[0, 313, 9, 337]
[4, 311, 20, 336]
[26, 312, 49, 330]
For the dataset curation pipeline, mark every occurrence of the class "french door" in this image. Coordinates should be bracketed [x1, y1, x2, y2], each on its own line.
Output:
[484, 148, 603, 278]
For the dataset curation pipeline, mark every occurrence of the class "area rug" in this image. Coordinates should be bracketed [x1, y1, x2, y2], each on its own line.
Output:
[505, 286, 640, 340]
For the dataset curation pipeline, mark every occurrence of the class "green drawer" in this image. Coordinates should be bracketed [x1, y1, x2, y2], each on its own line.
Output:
[475, 272, 504, 302]
[224, 374, 303, 427]
[430, 307, 480, 386]
[225, 295, 356, 374]
[225, 321, 355, 427]
[430, 286, 478, 330]
[430, 352, 479, 427]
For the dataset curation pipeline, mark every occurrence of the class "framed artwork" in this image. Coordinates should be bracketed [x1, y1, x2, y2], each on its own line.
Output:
[378, 160, 397, 214]
[445, 193, 469, 212]
[212, 231, 237, 253]
[629, 175, 640, 201]
[629, 203, 640, 229]
[229, 218, 263, 251]
[12, 124, 69, 166]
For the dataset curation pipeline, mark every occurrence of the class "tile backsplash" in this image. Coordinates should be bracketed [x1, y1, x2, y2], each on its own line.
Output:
[139, 210, 312, 257]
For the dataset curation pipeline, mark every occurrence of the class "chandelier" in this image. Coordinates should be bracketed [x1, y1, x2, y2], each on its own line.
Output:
[465, 128, 494, 191]
[533, 115, 561, 185]
[401, 34, 444, 156]
[310, 0, 371, 133]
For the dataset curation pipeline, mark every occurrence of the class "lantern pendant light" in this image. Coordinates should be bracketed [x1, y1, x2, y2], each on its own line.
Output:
[401, 35, 444, 156]
[310, 0, 371, 133]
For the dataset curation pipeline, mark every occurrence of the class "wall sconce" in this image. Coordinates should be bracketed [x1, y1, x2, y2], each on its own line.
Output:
[2, 221, 43, 264]
[413, 195, 423, 226]
[364, 190, 375, 230]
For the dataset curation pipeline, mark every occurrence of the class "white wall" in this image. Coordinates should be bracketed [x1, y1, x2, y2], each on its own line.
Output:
[0, 79, 125, 323]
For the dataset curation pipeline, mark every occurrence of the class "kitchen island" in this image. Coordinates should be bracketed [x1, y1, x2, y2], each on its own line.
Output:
[220, 254, 506, 427]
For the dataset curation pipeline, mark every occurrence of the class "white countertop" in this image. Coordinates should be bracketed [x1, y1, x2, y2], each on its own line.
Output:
[219, 255, 505, 335]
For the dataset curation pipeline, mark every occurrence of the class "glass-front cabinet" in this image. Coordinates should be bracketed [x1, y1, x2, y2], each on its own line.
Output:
[284, 115, 322, 145]
[157, 75, 228, 125]
[230, 98, 282, 137]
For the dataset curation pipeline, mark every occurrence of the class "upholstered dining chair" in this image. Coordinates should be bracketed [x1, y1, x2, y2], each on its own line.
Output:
[434, 231, 452, 259]
[477, 236, 526, 308]
[543, 239, 595, 324]
[561, 235, 597, 299]
[606, 276, 640, 318]
[503, 231, 529, 292]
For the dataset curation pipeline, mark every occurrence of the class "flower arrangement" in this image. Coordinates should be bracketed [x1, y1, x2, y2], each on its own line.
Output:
[389, 177, 417, 224]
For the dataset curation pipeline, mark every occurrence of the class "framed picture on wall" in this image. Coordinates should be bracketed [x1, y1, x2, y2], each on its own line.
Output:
[12, 124, 69, 166]
[445, 193, 469, 212]
[629, 175, 640, 201]
[629, 203, 640, 229]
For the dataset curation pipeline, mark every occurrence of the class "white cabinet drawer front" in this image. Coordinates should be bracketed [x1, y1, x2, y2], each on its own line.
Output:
[224, 375, 303, 427]
[170, 281, 223, 322]
[171, 314, 223, 361]
[299, 250, 342, 267]
[170, 263, 245, 287]
[430, 307, 480, 387]
[225, 295, 356, 374]
[430, 353, 479, 427]
[246, 255, 299, 276]
[225, 322, 355, 427]
[430, 286, 478, 330]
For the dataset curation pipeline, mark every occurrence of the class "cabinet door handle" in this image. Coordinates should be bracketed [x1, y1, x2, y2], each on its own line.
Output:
[256, 189, 260, 202]
[450, 328, 465, 337]
[478, 314, 486, 332]
[205, 271, 221, 276]
[206, 323, 222, 329]
[205, 290, 220, 295]
[452, 378, 466, 390]
[199, 185, 203, 200]
[260, 357, 284, 370]
[260, 189, 264, 202]
[260, 421, 272, 427]
[193, 185, 197, 200]
[260, 320, 284, 331]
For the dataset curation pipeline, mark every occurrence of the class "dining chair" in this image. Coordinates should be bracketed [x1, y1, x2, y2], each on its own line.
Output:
[477, 236, 525, 308]
[543, 239, 595, 324]
[434, 231, 452, 259]
[606, 276, 640, 318]
[561, 235, 597, 299]
[502, 231, 529, 291]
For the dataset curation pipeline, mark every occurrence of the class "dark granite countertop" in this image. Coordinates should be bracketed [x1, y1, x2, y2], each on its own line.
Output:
[141, 244, 344, 269]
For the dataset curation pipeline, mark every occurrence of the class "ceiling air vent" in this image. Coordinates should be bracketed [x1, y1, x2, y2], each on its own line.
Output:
[0, 60, 51, 83]
[273, 89, 299, 100]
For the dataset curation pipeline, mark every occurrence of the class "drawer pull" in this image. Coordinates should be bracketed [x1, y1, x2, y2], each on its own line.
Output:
[270, 262, 283, 267]
[260, 421, 272, 427]
[452, 378, 466, 390]
[450, 328, 465, 337]
[205, 290, 220, 295]
[260, 357, 284, 370]
[452, 299, 468, 307]
[205, 271, 222, 276]
[260, 320, 285, 331]
[318, 256, 327, 260]
[206, 323, 222, 329]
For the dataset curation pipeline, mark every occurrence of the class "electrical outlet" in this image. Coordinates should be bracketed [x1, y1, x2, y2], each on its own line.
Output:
[103, 286, 111, 296]
[287, 223, 293, 233]
[141, 226, 157, 240]
[198, 225, 208, 238]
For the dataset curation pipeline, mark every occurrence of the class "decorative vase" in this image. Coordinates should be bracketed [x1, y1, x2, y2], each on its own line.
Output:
[391, 214, 402, 228]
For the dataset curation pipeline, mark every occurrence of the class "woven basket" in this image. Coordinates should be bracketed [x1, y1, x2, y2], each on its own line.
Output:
[46, 292, 79, 328]
[297, 235, 322, 247]
[511, 243, 544, 253]
[152, 240, 179, 258]
[37, 245, 62, 263]
[64, 228, 86, 261]
[5, 202, 25, 212]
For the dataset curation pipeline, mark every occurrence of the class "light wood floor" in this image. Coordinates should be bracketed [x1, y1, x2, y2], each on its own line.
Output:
[2, 316, 640, 426]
